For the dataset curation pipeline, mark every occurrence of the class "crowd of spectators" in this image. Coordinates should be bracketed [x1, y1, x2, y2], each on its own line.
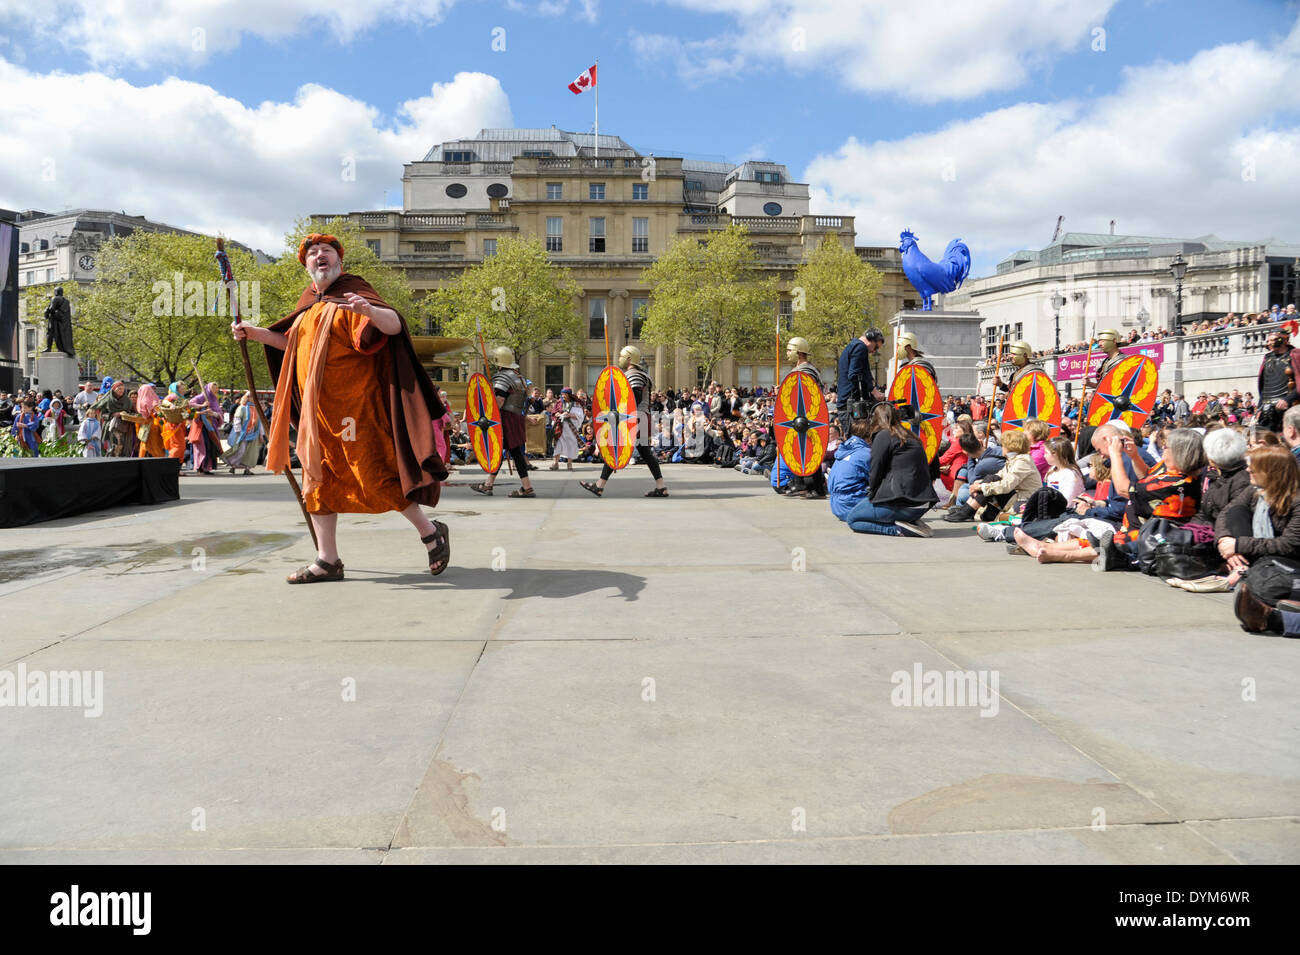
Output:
[981, 308, 1298, 367]
[2, 379, 269, 472]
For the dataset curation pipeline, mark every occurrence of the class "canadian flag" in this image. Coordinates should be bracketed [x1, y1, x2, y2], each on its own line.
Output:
[568, 63, 597, 95]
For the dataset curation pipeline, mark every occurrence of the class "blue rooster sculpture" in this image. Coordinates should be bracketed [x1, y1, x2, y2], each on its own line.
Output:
[899, 230, 971, 311]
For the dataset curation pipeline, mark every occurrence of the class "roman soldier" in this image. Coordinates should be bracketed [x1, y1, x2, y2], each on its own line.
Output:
[893, 331, 936, 379]
[782, 336, 827, 499]
[1085, 329, 1126, 391]
[471, 345, 537, 497]
[581, 344, 669, 498]
[890, 330, 939, 439]
[992, 340, 1040, 393]
[1256, 328, 1297, 431]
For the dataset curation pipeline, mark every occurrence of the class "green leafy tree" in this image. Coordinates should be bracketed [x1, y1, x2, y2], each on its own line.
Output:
[789, 236, 884, 363]
[641, 223, 779, 381]
[429, 235, 582, 362]
[68, 231, 259, 388]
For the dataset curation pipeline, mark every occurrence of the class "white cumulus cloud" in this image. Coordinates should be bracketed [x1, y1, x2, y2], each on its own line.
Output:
[0, 63, 513, 253]
[634, 0, 1118, 102]
[806, 20, 1300, 273]
[0, 0, 458, 68]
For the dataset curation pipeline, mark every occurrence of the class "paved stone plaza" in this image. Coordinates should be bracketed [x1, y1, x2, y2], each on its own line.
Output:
[1, 465, 1297, 864]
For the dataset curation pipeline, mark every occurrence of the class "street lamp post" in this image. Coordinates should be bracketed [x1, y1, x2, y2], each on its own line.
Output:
[1050, 291, 1066, 354]
[1170, 253, 1188, 336]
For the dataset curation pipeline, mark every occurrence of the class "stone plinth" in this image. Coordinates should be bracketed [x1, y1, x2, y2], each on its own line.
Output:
[36, 351, 79, 396]
[889, 310, 983, 395]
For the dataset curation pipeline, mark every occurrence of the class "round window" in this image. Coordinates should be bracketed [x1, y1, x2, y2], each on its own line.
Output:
[445, 183, 468, 198]
[763, 202, 783, 216]
[486, 183, 509, 198]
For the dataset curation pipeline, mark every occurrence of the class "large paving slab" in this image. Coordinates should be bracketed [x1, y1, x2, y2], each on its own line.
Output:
[1, 464, 1296, 863]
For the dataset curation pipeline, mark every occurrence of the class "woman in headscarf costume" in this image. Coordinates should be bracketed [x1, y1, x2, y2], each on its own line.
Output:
[187, 383, 224, 473]
[122, 384, 166, 458]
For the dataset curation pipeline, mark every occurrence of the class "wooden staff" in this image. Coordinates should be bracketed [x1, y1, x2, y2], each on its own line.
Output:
[982, 334, 1005, 448]
[216, 238, 317, 549]
[774, 315, 782, 487]
[1074, 323, 1098, 458]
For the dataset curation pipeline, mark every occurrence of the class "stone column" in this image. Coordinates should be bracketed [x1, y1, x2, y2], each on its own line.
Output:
[654, 344, 665, 387]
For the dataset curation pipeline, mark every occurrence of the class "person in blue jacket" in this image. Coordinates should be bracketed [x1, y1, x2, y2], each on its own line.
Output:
[827, 418, 873, 521]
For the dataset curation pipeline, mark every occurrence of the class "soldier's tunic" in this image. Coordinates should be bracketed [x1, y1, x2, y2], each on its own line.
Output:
[491, 366, 531, 476]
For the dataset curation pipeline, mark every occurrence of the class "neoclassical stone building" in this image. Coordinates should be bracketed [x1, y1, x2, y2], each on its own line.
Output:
[316, 127, 910, 392]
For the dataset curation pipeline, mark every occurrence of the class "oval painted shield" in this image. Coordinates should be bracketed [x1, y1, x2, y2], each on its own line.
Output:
[888, 362, 944, 461]
[1085, 354, 1159, 430]
[1001, 369, 1062, 436]
[774, 370, 830, 477]
[465, 373, 503, 474]
[593, 366, 637, 471]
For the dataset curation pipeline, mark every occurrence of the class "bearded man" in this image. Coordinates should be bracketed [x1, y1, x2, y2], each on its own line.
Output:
[232, 233, 451, 582]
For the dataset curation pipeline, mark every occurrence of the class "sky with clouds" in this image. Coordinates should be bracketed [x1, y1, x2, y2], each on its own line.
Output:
[1, 0, 1297, 275]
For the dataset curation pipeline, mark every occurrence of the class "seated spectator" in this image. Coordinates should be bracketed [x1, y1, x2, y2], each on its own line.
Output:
[949, 428, 1042, 522]
[1193, 428, 1252, 527]
[844, 402, 937, 537]
[1043, 436, 1085, 505]
[937, 426, 971, 494]
[827, 418, 873, 521]
[943, 432, 983, 507]
[1019, 428, 1205, 568]
[1217, 443, 1300, 580]
[1024, 419, 1052, 479]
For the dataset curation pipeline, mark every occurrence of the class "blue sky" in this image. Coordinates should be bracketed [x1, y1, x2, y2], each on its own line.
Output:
[2, 0, 1298, 271]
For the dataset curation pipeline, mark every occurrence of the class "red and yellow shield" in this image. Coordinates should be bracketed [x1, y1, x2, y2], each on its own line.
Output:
[774, 370, 830, 477]
[593, 366, 638, 471]
[1085, 355, 1159, 430]
[888, 363, 944, 461]
[465, 373, 503, 474]
[1001, 370, 1061, 436]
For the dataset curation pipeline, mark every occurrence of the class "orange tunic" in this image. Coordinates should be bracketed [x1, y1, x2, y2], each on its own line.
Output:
[293, 302, 407, 514]
[161, 418, 187, 459]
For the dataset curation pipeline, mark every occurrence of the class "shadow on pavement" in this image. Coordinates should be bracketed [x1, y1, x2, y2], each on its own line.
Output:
[346, 566, 646, 601]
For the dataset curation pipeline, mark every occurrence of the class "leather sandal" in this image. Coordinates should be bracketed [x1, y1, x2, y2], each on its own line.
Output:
[645, 487, 669, 497]
[509, 487, 536, 498]
[286, 558, 344, 584]
[469, 483, 493, 495]
[422, 521, 450, 576]
[580, 481, 603, 497]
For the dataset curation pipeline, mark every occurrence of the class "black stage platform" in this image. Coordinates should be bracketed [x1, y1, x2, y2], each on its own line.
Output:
[0, 456, 181, 528]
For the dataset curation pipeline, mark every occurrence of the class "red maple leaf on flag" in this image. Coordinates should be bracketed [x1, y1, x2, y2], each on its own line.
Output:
[568, 64, 597, 95]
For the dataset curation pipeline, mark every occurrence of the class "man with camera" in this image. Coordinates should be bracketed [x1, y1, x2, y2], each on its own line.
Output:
[835, 327, 886, 435]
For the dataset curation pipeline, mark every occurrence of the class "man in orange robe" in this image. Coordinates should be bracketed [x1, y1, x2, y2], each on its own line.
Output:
[232, 233, 451, 582]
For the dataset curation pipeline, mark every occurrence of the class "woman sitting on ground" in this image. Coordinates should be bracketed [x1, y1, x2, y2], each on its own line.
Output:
[1216, 443, 1300, 581]
[844, 402, 937, 538]
[1193, 428, 1252, 527]
[827, 418, 873, 522]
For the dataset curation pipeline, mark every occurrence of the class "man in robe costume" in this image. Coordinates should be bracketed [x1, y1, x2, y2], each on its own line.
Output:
[231, 233, 451, 582]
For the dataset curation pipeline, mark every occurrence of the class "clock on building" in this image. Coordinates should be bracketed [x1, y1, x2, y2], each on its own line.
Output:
[78, 254, 95, 271]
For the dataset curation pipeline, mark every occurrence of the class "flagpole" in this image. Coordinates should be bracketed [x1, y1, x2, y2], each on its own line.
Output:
[594, 57, 599, 159]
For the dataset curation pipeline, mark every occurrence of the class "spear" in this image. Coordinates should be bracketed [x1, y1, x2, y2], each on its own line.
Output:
[1074, 322, 1098, 458]
[982, 333, 1005, 449]
[774, 311, 782, 488]
[216, 238, 317, 548]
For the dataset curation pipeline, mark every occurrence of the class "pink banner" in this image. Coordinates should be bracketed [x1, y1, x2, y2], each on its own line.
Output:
[1054, 342, 1164, 381]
